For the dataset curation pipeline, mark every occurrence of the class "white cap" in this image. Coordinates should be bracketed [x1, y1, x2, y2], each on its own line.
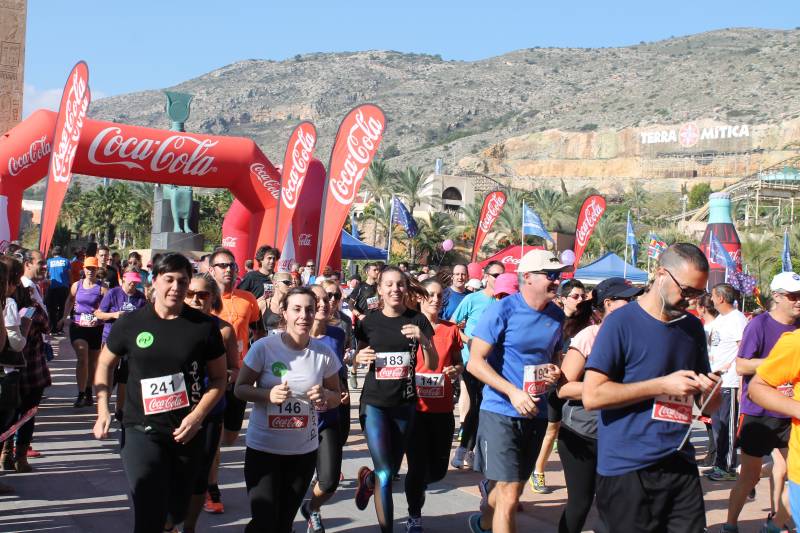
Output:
[770, 271, 800, 293]
[466, 279, 483, 290]
[518, 249, 572, 273]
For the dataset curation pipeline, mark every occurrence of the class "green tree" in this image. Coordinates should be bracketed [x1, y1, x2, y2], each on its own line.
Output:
[362, 160, 394, 209]
[688, 182, 713, 209]
[393, 166, 436, 216]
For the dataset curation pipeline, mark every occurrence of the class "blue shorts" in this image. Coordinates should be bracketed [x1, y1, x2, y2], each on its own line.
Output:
[473, 409, 547, 482]
[789, 480, 800, 523]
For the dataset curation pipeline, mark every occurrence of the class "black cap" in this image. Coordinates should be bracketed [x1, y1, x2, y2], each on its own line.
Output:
[594, 277, 643, 304]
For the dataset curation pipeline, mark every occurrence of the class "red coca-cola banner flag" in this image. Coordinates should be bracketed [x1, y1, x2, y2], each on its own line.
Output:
[571, 195, 606, 271]
[316, 104, 385, 273]
[471, 190, 506, 262]
[274, 121, 317, 251]
[39, 62, 90, 255]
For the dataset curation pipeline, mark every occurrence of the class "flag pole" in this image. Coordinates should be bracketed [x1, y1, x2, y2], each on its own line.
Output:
[623, 242, 628, 280]
[521, 201, 525, 265]
[387, 195, 395, 262]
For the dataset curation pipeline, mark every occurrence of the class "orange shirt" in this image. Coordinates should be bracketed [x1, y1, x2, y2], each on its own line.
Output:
[70, 261, 83, 283]
[213, 289, 259, 361]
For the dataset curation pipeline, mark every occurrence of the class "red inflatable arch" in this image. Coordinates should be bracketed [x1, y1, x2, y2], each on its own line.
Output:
[0, 109, 283, 259]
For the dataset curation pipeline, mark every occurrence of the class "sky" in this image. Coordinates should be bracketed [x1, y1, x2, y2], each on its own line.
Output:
[22, 0, 800, 115]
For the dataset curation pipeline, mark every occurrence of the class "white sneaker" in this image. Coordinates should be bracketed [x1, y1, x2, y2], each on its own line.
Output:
[464, 450, 474, 469]
[451, 446, 467, 469]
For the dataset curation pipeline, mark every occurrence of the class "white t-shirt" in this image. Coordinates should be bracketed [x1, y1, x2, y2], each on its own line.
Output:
[243, 334, 341, 455]
[708, 309, 747, 388]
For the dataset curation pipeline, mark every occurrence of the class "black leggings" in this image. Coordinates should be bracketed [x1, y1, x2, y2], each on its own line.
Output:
[120, 425, 204, 533]
[558, 426, 598, 533]
[244, 447, 317, 533]
[316, 424, 343, 494]
[459, 370, 482, 451]
[193, 414, 224, 495]
[13, 387, 44, 455]
[405, 411, 455, 517]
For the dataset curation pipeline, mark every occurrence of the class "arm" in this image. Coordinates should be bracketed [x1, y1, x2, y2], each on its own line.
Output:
[233, 363, 270, 404]
[557, 348, 587, 401]
[736, 356, 763, 376]
[93, 346, 121, 439]
[582, 369, 668, 410]
[94, 308, 121, 321]
[220, 323, 241, 383]
[443, 338, 465, 382]
[308, 373, 342, 410]
[173, 354, 227, 443]
[59, 283, 77, 327]
[748, 375, 800, 419]
[466, 337, 539, 417]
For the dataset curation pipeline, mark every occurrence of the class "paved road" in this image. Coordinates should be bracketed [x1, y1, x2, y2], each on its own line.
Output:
[0, 337, 782, 532]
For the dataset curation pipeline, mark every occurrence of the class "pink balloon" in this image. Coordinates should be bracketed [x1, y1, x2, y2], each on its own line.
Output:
[560, 249, 576, 265]
[442, 239, 454, 251]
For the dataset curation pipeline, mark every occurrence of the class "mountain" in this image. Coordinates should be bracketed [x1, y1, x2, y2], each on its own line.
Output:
[87, 28, 800, 178]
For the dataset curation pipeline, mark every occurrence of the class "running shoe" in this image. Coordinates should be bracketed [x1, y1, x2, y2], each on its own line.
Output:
[529, 472, 553, 494]
[26, 447, 41, 458]
[355, 466, 374, 510]
[706, 467, 737, 481]
[451, 447, 467, 469]
[760, 517, 781, 533]
[478, 478, 491, 510]
[73, 393, 85, 408]
[83, 393, 94, 407]
[203, 485, 225, 514]
[463, 450, 475, 469]
[699, 453, 716, 469]
[405, 516, 423, 533]
[301, 501, 325, 533]
[468, 513, 490, 533]
[719, 525, 738, 532]
[748, 487, 756, 500]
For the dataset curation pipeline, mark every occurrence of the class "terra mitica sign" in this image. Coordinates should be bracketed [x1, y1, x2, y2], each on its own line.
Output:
[640, 123, 750, 148]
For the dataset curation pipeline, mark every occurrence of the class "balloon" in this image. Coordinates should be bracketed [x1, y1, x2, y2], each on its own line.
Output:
[442, 239, 454, 251]
[560, 249, 576, 265]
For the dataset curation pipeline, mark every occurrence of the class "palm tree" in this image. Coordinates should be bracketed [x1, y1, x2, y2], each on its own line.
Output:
[741, 233, 780, 299]
[393, 166, 437, 215]
[453, 198, 484, 242]
[361, 201, 391, 248]
[362, 160, 394, 208]
[413, 212, 456, 264]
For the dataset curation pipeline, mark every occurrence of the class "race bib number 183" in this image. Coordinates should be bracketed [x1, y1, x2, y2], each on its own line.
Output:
[375, 352, 411, 380]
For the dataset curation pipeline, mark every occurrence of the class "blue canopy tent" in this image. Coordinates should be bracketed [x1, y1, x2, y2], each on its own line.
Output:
[341, 230, 387, 260]
[574, 252, 648, 285]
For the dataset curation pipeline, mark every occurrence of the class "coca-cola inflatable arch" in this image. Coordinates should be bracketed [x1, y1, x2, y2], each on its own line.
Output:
[0, 108, 282, 259]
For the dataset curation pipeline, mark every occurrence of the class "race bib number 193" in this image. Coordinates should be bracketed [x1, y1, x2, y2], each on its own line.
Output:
[140, 373, 190, 415]
[523, 364, 550, 396]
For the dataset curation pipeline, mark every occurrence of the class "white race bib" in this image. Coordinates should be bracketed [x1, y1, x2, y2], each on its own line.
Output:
[778, 383, 794, 398]
[375, 352, 412, 380]
[78, 312, 98, 327]
[267, 399, 313, 430]
[415, 372, 445, 398]
[140, 372, 190, 415]
[523, 364, 550, 396]
[366, 296, 379, 310]
[651, 394, 693, 425]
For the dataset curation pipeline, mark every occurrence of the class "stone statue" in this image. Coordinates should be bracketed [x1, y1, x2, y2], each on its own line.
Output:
[164, 91, 194, 232]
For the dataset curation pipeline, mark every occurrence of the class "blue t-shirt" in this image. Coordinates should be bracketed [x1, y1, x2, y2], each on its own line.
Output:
[316, 325, 346, 431]
[472, 293, 564, 419]
[585, 302, 711, 477]
[47, 256, 71, 288]
[441, 287, 468, 321]
[451, 290, 495, 364]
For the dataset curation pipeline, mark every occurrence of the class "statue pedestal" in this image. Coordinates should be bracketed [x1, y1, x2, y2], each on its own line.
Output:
[152, 196, 200, 234]
[150, 232, 205, 252]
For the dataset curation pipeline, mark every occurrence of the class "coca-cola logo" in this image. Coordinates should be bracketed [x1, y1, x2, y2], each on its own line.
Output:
[479, 194, 506, 233]
[8, 136, 51, 177]
[269, 415, 308, 429]
[51, 68, 90, 183]
[377, 367, 410, 379]
[524, 381, 547, 396]
[417, 386, 444, 398]
[575, 198, 605, 248]
[501, 255, 520, 265]
[328, 108, 384, 205]
[298, 233, 312, 247]
[221, 236, 237, 248]
[281, 125, 316, 210]
[87, 126, 219, 177]
[251, 163, 281, 199]
[144, 392, 188, 414]
[653, 403, 690, 423]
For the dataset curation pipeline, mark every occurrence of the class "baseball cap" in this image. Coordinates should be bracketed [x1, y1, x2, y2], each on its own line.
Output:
[494, 273, 519, 296]
[466, 279, 483, 290]
[770, 271, 800, 293]
[83, 256, 100, 269]
[518, 250, 572, 274]
[123, 271, 142, 283]
[594, 277, 643, 304]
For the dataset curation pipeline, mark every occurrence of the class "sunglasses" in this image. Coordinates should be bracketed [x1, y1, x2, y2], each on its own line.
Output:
[186, 290, 211, 300]
[533, 271, 562, 282]
[277, 279, 292, 286]
[213, 262, 237, 270]
[565, 293, 586, 300]
[663, 269, 705, 299]
[326, 292, 341, 300]
[487, 272, 503, 278]
[778, 292, 800, 302]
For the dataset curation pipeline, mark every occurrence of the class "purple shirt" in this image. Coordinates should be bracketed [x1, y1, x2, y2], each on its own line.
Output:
[739, 312, 797, 418]
[99, 286, 147, 343]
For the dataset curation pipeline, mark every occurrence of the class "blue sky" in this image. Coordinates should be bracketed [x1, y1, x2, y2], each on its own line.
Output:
[23, 0, 799, 115]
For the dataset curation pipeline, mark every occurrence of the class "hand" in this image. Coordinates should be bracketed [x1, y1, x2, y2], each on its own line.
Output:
[229, 367, 240, 385]
[542, 364, 561, 386]
[269, 381, 291, 404]
[340, 390, 350, 405]
[116, 311, 123, 319]
[307, 384, 326, 409]
[93, 412, 112, 439]
[443, 365, 460, 380]
[173, 413, 202, 444]
[356, 346, 377, 366]
[509, 388, 539, 418]
[401, 324, 424, 342]
[695, 372, 721, 395]
[660, 370, 702, 396]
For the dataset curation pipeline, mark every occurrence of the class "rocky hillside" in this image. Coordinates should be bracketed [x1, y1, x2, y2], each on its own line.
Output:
[88, 28, 800, 175]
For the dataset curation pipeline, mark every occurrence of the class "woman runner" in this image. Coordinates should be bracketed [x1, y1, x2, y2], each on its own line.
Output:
[353, 266, 438, 533]
[262, 272, 292, 335]
[234, 287, 342, 533]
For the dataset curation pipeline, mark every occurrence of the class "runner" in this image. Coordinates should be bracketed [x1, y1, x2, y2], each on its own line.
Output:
[206, 247, 261, 513]
[466, 250, 566, 533]
[60, 256, 107, 408]
[321, 279, 356, 387]
[234, 287, 342, 533]
[181, 273, 240, 533]
[97, 245, 119, 289]
[237, 245, 280, 299]
[705, 283, 747, 482]
[352, 266, 438, 533]
[44, 246, 70, 334]
[301, 284, 349, 533]
[721, 271, 800, 533]
[263, 272, 293, 336]
[92, 252, 227, 533]
[405, 277, 464, 532]
[583, 243, 721, 533]
[450, 260, 505, 470]
[556, 277, 642, 533]
[696, 292, 719, 469]
[441, 264, 468, 320]
[347, 262, 381, 320]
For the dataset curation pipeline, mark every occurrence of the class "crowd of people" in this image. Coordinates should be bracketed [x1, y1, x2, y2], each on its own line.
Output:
[2, 239, 800, 533]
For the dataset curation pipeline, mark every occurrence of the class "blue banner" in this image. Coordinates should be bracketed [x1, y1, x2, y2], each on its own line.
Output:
[392, 196, 418, 237]
[522, 203, 554, 243]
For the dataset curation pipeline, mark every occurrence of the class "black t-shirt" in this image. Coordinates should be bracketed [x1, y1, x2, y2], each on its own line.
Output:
[105, 266, 119, 288]
[356, 308, 434, 407]
[106, 304, 225, 434]
[350, 282, 379, 315]
[237, 270, 272, 299]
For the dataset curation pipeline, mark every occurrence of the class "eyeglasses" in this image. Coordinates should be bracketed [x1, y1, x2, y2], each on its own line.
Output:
[533, 271, 562, 282]
[186, 290, 211, 300]
[277, 279, 292, 286]
[487, 272, 503, 278]
[565, 293, 586, 300]
[306, 263, 315, 268]
[663, 269, 705, 299]
[778, 292, 800, 302]
[213, 262, 236, 270]
[326, 292, 341, 300]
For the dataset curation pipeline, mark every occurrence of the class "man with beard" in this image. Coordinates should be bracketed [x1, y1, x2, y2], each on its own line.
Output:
[583, 243, 721, 533]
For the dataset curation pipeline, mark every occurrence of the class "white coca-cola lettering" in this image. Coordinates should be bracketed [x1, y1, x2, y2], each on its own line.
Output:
[282, 126, 316, 210]
[376, 367, 409, 379]
[52, 69, 89, 183]
[575, 198, 605, 247]
[329, 109, 384, 205]
[653, 403, 690, 422]
[501, 255, 520, 265]
[8, 136, 51, 177]
[479, 194, 505, 233]
[87, 126, 219, 177]
[145, 392, 188, 413]
[221, 236, 237, 248]
[249, 163, 280, 199]
[298, 233, 312, 246]
[269, 415, 308, 429]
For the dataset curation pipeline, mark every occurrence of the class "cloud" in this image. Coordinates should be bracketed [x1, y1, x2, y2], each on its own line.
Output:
[22, 84, 107, 118]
